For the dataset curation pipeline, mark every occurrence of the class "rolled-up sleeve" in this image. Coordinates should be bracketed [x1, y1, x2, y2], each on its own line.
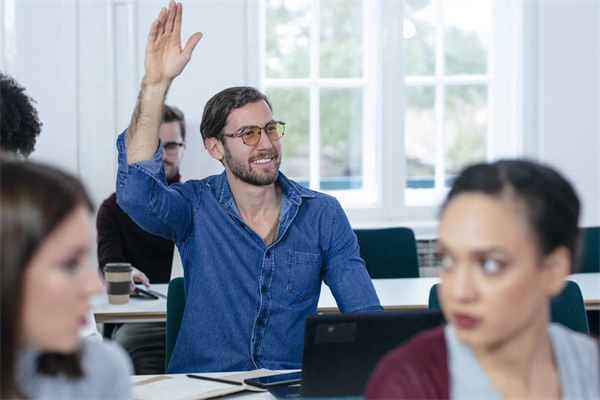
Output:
[323, 200, 383, 313]
[115, 129, 196, 244]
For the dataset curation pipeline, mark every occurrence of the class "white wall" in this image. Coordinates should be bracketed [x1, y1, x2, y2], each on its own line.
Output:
[2, 0, 599, 235]
[537, 1, 600, 227]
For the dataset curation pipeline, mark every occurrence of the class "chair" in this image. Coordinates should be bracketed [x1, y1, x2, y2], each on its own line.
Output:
[353, 227, 420, 279]
[577, 227, 600, 273]
[428, 280, 589, 333]
[165, 277, 185, 371]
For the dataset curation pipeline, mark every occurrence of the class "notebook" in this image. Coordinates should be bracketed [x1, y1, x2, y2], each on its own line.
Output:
[299, 309, 445, 397]
[133, 369, 274, 400]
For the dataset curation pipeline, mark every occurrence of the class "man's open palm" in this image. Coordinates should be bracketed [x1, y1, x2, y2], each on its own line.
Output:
[145, 1, 202, 85]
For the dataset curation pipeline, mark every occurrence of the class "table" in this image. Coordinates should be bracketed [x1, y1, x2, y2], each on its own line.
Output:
[93, 273, 600, 323]
[131, 371, 286, 399]
[93, 285, 169, 324]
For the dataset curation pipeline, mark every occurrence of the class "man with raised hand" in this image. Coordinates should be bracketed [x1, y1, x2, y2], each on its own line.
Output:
[116, 1, 382, 373]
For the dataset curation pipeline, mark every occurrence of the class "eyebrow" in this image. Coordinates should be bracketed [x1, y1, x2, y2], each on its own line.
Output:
[437, 240, 512, 258]
[65, 246, 89, 260]
[237, 120, 276, 132]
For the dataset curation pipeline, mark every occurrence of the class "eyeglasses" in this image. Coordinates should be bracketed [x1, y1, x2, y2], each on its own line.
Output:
[162, 141, 184, 154]
[222, 121, 285, 146]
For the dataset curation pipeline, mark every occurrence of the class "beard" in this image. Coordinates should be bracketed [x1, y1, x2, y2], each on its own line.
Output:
[163, 160, 178, 180]
[223, 142, 280, 186]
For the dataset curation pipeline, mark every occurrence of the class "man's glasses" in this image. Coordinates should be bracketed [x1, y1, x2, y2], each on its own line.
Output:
[163, 141, 184, 154]
[222, 121, 285, 146]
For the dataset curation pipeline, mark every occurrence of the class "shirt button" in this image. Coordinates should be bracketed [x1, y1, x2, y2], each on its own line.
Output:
[262, 285, 267, 292]
[266, 250, 271, 257]
[257, 319, 264, 326]
[253, 355, 258, 361]
[240, 223, 244, 228]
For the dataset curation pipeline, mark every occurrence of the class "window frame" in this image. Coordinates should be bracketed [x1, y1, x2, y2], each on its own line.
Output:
[247, 0, 529, 237]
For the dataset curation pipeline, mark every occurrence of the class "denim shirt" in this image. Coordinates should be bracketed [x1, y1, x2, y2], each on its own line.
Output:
[115, 130, 382, 373]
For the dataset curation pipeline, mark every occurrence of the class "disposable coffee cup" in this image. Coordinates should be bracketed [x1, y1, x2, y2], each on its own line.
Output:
[104, 263, 133, 305]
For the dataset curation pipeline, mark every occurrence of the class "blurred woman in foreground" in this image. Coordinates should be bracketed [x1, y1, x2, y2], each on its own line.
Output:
[1, 158, 133, 399]
[366, 159, 599, 399]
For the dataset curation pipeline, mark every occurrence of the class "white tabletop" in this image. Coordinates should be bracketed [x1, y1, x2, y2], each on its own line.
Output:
[132, 371, 289, 399]
[92, 285, 169, 323]
[93, 273, 600, 324]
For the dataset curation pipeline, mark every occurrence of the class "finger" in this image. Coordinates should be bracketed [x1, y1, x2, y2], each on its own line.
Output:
[173, 1, 183, 35]
[157, 6, 168, 35]
[147, 19, 160, 46]
[165, 0, 177, 33]
[182, 32, 203, 59]
[137, 273, 151, 288]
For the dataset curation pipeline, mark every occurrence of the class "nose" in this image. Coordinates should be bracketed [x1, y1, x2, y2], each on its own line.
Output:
[450, 264, 478, 302]
[255, 128, 274, 150]
[81, 258, 104, 297]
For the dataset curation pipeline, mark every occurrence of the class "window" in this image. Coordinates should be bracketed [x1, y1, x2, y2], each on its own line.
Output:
[251, 0, 524, 233]
[404, 0, 508, 208]
[257, 1, 377, 205]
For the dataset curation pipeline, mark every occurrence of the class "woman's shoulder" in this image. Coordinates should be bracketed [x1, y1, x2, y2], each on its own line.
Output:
[549, 323, 600, 398]
[364, 325, 449, 399]
[549, 323, 600, 353]
[81, 339, 132, 370]
[79, 339, 133, 398]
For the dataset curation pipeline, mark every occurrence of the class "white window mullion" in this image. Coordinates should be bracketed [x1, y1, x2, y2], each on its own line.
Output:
[361, 1, 378, 204]
[486, 2, 496, 161]
[309, 1, 320, 191]
[434, 0, 446, 190]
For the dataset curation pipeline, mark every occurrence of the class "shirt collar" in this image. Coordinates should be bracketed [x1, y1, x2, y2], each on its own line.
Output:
[215, 171, 315, 212]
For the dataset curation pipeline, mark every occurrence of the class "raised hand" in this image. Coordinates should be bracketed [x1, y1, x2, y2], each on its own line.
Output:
[144, 1, 203, 86]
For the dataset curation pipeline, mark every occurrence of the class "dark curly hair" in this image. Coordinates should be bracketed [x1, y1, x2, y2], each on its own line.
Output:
[0, 73, 42, 158]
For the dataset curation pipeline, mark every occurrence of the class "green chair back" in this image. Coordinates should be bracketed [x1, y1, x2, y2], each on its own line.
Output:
[428, 280, 589, 334]
[353, 227, 420, 279]
[577, 227, 600, 273]
[165, 277, 185, 371]
[550, 281, 590, 333]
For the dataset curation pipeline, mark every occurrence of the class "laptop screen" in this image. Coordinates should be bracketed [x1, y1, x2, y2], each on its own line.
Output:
[299, 309, 445, 398]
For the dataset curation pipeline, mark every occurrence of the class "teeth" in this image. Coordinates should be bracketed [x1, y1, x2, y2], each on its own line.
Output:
[252, 158, 272, 164]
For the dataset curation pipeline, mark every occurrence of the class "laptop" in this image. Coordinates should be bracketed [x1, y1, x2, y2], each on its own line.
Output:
[297, 309, 445, 398]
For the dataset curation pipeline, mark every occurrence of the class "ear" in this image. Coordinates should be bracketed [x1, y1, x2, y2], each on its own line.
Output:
[182, 139, 188, 151]
[542, 246, 571, 297]
[205, 137, 224, 161]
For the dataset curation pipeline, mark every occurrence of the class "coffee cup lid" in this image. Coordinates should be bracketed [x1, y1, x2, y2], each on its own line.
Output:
[104, 263, 133, 272]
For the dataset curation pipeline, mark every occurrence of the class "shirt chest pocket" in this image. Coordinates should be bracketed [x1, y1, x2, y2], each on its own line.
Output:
[286, 251, 323, 299]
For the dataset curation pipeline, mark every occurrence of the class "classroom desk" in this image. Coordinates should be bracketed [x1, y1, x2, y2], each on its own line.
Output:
[132, 372, 279, 399]
[93, 273, 600, 324]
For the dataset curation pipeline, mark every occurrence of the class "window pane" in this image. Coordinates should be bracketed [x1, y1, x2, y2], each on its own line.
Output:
[405, 86, 436, 189]
[320, 88, 363, 190]
[265, 0, 311, 79]
[444, 85, 487, 179]
[320, 1, 363, 78]
[267, 88, 310, 183]
[405, 0, 436, 76]
[444, 0, 490, 75]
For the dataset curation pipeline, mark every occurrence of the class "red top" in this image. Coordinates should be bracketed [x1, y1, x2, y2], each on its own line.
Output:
[364, 325, 449, 399]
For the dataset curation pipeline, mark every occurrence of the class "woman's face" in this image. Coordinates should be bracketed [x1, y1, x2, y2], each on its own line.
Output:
[437, 192, 568, 349]
[20, 205, 103, 353]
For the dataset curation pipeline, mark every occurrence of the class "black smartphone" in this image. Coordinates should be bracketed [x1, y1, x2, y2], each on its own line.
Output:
[134, 286, 159, 300]
[244, 371, 301, 389]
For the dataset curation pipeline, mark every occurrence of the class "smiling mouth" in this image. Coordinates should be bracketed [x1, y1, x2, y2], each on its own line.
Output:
[252, 157, 274, 165]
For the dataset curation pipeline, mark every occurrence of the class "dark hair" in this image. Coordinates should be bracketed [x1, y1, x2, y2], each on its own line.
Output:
[442, 159, 580, 270]
[0, 73, 43, 158]
[162, 104, 186, 140]
[200, 86, 272, 143]
[0, 158, 94, 398]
